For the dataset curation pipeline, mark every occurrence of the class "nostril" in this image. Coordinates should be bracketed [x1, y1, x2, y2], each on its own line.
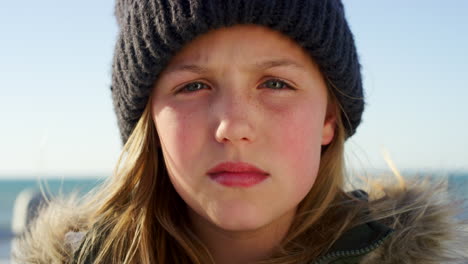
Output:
[214, 120, 255, 144]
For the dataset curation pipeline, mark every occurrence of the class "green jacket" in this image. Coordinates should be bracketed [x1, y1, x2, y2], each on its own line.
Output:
[312, 220, 393, 264]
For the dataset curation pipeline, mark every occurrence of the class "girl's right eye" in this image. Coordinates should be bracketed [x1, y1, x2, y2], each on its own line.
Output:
[176, 82, 209, 94]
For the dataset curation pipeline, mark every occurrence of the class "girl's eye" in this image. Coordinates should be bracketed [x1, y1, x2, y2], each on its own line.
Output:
[177, 82, 209, 93]
[261, 79, 293, 90]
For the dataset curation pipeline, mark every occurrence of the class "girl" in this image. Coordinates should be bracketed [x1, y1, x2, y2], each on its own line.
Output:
[14, 0, 467, 263]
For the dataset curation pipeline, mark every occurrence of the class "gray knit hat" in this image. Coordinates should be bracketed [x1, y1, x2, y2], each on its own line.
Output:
[111, 0, 364, 144]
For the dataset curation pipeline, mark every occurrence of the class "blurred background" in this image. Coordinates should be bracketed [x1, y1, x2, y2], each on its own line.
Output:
[1, 0, 467, 262]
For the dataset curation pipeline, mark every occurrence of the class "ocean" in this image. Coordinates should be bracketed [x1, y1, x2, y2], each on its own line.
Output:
[1, 173, 467, 261]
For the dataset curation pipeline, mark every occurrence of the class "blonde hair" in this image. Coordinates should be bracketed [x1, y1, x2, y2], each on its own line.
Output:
[67, 79, 370, 264]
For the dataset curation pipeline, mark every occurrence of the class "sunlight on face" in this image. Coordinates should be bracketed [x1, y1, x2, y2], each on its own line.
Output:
[151, 25, 336, 233]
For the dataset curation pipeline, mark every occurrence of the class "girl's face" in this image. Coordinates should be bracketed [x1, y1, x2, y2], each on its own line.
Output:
[151, 25, 336, 233]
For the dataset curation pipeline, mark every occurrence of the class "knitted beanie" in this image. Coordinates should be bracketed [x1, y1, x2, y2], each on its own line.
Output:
[111, 0, 364, 144]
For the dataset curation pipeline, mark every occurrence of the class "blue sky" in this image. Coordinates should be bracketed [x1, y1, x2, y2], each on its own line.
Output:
[1, 1, 467, 178]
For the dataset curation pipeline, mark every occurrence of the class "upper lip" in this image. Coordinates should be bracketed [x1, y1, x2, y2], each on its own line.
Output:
[207, 161, 269, 175]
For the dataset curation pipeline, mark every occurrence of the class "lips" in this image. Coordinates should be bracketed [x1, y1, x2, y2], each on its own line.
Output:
[207, 162, 269, 187]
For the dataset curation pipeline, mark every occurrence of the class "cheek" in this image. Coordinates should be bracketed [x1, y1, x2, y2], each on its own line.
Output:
[152, 104, 206, 170]
[272, 103, 325, 191]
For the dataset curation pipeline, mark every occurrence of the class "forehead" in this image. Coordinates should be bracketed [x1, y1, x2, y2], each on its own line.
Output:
[163, 24, 317, 72]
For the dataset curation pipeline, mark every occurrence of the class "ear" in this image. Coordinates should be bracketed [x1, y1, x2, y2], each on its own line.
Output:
[321, 103, 337, 146]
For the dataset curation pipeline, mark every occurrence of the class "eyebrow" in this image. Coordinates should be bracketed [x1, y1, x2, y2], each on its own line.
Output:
[253, 59, 305, 71]
[163, 59, 306, 75]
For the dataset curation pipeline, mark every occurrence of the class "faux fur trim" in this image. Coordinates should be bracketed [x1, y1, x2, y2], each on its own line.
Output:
[11, 195, 89, 264]
[360, 179, 468, 264]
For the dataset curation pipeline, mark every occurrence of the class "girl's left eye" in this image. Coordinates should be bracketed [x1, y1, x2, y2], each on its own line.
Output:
[260, 79, 294, 90]
[177, 82, 209, 94]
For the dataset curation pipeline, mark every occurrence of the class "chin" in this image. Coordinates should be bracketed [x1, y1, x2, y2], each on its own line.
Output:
[209, 204, 269, 232]
[214, 218, 267, 232]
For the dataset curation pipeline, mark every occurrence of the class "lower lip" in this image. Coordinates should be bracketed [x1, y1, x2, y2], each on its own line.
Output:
[208, 172, 269, 187]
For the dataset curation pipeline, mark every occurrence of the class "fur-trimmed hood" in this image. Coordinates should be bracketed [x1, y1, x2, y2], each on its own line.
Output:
[359, 179, 468, 264]
[11, 178, 468, 264]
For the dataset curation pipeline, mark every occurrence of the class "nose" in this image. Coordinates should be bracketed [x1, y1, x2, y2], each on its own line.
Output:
[214, 91, 256, 144]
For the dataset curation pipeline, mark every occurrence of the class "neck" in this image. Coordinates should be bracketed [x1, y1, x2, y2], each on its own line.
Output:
[188, 207, 296, 264]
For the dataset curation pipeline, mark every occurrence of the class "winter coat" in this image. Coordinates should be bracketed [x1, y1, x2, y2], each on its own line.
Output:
[11, 178, 468, 264]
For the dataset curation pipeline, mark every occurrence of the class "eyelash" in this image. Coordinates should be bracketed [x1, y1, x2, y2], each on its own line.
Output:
[176, 78, 295, 94]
